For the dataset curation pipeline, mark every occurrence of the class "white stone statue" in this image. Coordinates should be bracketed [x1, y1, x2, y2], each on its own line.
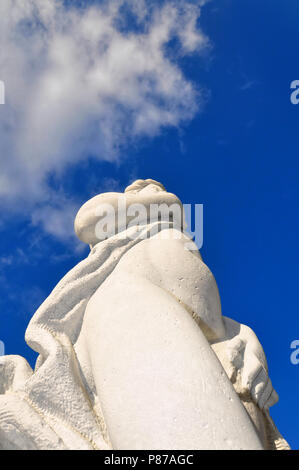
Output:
[0, 179, 290, 450]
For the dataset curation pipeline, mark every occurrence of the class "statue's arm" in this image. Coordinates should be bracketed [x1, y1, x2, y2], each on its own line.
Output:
[211, 316, 278, 411]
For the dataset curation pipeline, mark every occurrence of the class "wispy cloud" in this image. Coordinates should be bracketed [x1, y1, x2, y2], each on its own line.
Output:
[240, 79, 259, 91]
[0, 0, 210, 240]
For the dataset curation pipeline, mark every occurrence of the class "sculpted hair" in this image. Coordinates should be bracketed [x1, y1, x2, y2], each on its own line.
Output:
[125, 179, 166, 193]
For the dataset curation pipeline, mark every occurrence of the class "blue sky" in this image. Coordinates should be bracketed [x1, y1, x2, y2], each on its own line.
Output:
[0, 0, 298, 448]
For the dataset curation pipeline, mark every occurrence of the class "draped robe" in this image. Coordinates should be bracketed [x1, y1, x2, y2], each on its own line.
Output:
[0, 221, 289, 450]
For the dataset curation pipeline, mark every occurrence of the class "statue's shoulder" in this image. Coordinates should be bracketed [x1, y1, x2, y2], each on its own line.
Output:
[114, 228, 205, 281]
[107, 228, 225, 340]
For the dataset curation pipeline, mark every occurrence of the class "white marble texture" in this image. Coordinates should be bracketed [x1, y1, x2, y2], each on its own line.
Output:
[0, 179, 290, 450]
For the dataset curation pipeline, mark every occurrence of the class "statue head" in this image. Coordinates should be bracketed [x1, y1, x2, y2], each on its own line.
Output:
[74, 179, 185, 247]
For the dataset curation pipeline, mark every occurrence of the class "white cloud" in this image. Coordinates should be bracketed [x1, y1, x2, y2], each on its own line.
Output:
[30, 176, 122, 244]
[0, 0, 210, 239]
[31, 200, 79, 242]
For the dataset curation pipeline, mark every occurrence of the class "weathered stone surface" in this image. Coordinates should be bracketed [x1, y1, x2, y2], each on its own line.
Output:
[0, 179, 290, 450]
